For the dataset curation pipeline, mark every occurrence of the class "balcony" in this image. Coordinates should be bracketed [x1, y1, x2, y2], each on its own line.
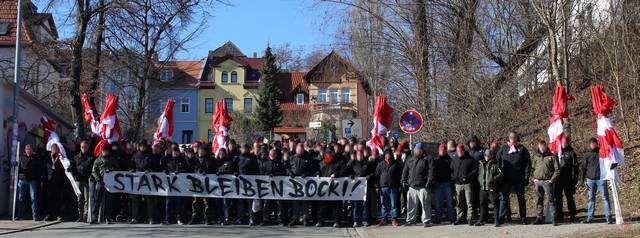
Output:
[243, 80, 259, 89]
[310, 103, 357, 121]
[197, 80, 215, 89]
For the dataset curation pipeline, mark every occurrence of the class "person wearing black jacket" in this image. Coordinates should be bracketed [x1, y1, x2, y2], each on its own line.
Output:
[236, 144, 260, 226]
[497, 132, 531, 224]
[467, 136, 484, 223]
[581, 138, 613, 224]
[554, 139, 579, 222]
[348, 150, 375, 227]
[130, 142, 162, 224]
[287, 143, 316, 226]
[189, 145, 217, 225]
[73, 140, 95, 222]
[16, 144, 44, 220]
[260, 148, 288, 225]
[376, 149, 402, 226]
[316, 149, 347, 228]
[215, 148, 236, 224]
[432, 144, 455, 224]
[451, 144, 478, 225]
[162, 146, 188, 225]
[44, 143, 71, 221]
[401, 142, 434, 227]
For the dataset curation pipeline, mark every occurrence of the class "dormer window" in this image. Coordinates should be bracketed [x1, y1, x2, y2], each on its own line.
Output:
[296, 93, 304, 105]
[231, 71, 238, 83]
[221, 71, 228, 83]
[160, 69, 173, 82]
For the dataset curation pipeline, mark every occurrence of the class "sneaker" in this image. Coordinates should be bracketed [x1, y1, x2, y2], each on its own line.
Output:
[607, 216, 615, 224]
[569, 216, 577, 223]
[177, 220, 184, 225]
[494, 223, 500, 227]
[391, 220, 399, 227]
[75, 218, 83, 223]
[520, 218, 528, 225]
[453, 220, 466, 225]
[315, 222, 322, 227]
[105, 219, 113, 225]
[552, 220, 558, 226]
[582, 219, 592, 224]
[162, 220, 170, 225]
[362, 221, 369, 227]
[129, 219, 138, 224]
[533, 218, 544, 225]
[423, 222, 432, 228]
[378, 220, 386, 226]
[404, 220, 416, 226]
[468, 220, 474, 226]
[333, 222, 340, 228]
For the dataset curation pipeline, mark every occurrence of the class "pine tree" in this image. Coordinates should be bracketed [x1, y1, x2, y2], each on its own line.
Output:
[255, 46, 283, 135]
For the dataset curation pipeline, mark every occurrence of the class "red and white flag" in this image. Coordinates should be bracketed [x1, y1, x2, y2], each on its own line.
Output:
[94, 94, 122, 157]
[211, 100, 232, 156]
[548, 84, 574, 156]
[41, 117, 81, 197]
[367, 96, 393, 155]
[154, 99, 175, 145]
[591, 84, 624, 180]
[80, 93, 100, 134]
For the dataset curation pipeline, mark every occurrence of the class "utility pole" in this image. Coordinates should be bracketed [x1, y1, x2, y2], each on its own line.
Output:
[10, 0, 23, 220]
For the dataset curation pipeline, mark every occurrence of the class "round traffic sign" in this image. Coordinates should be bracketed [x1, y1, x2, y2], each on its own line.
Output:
[399, 110, 424, 134]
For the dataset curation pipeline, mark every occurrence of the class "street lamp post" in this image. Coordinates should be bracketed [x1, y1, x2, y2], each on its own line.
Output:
[10, 0, 23, 221]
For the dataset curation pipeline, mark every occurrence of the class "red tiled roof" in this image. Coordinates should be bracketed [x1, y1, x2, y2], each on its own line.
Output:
[158, 60, 203, 87]
[274, 127, 306, 134]
[276, 71, 308, 106]
[0, 1, 34, 46]
[237, 57, 263, 71]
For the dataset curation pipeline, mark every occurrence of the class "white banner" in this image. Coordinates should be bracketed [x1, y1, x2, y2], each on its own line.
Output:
[104, 171, 367, 201]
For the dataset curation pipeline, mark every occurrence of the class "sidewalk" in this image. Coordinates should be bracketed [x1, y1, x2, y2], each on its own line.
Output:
[0, 220, 61, 235]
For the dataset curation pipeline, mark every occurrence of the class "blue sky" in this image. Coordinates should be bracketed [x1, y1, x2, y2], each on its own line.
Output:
[39, 0, 338, 60]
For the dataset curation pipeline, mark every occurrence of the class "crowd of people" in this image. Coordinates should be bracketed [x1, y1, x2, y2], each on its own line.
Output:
[14, 131, 614, 228]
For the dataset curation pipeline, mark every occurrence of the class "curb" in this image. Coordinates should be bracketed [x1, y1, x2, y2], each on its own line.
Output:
[0, 221, 62, 236]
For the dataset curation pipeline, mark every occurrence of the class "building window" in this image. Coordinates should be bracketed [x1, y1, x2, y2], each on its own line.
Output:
[181, 130, 193, 144]
[205, 98, 214, 113]
[160, 69, 173, 81]
[221, 71, 228, 83]
[207, 129, 213, 142]
[341, 88, 350, 104]
[231, 71, 238, 83]
[318, 87, 327, 103]
[180, 97, 190, 113]
[330, 88, 339, 105]
[244, 98, 253, 113]
[296, 93, 304, 105]
[225, 98, 233, 112]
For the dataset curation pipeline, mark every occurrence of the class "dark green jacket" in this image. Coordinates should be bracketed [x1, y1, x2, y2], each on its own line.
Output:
[531, 150, 560, 183]
[478, 159, 502, 191]
[92, 155, 120, 183]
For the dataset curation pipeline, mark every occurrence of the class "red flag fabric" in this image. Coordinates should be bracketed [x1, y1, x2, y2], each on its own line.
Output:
[40, 116, 55, 143]
[94, 94, 122, 157]
[548, 84, 574, 155]
[80, 93, 100, 134]
[367, 96, 393, 154]
[154, 99, 175, 144]
[590, 84, 624, 180]
[211, 100, 232, 156]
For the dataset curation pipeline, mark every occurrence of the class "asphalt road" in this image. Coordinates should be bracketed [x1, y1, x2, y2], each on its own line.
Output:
[1, 221, 636, 238]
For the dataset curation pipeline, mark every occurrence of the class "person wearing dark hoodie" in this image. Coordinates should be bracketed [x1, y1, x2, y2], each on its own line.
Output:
[16, 144, 45, 221]
[236, 144, 260, 226]
[73, 140, 94, 222]
[497, 132, 531, 225]
[163, 146, 189, 225]
[189, 145, 217, 225]
[316, 149, 347, 228]
[432, 144, 455, 224]
[91, 143, 120, 224]
[401, 142, 434, 227]
[215, 148, 237, 225]
[476, 149, 503, 227]
[451, 144, 478, 225]
[130, 141, 161, 224]
[287, 143, 316, 226]
[581, 138, 613, 224]
[348, 150, 376, 227]
[554, 138, 579, 222]
[467, 136, 484, 223]
[531, 140, 560, 226]
[376, 149, 402, 226]
[260, 148, 288, 226]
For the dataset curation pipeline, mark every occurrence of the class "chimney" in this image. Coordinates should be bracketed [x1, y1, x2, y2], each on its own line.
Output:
[253, 52, 257, 58]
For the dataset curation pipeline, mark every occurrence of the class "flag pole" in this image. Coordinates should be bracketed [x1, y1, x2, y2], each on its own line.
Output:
[610, 171, 623, 224]
[10, 0, 24, 222]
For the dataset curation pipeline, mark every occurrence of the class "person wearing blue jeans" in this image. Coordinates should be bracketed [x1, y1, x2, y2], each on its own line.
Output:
[376, 150, 402, 226]
[581, 138, 613, 224]
[432, 144, 455, 224]
[16, 144, 43, 220]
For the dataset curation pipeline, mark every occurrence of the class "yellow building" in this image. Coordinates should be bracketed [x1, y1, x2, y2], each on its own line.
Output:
[196, 41, 262, 140]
